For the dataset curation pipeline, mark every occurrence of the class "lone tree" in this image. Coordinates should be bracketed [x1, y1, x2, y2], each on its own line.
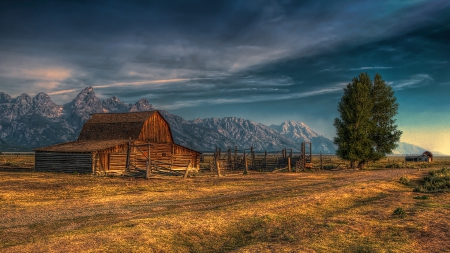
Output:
[333, 73, 402, 169]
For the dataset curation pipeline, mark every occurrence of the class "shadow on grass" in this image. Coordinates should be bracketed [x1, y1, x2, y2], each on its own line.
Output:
[173, 215, 296, 253]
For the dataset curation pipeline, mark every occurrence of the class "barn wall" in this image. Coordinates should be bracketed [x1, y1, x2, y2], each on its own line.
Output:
[35, 152, 93, 173]
[173, 144, 200, 169]
[131, 141, 200, 171]
[138, 113, 173, 143]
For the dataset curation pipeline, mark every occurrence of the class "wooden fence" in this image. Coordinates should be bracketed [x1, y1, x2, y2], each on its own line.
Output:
[201, 147, 340, 173]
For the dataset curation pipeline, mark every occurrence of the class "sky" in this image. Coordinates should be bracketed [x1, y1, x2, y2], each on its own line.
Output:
[1, 0, 449, 154]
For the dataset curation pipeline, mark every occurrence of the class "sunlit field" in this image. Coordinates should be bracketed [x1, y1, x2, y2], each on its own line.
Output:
[1, 156, 450, 252]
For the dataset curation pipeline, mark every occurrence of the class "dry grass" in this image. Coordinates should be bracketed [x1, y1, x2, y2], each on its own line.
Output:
[0, 155, 34, 169]
[1, 165, 450, 253]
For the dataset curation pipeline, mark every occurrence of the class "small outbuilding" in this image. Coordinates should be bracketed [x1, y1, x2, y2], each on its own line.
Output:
[35, 111, 201, 175]
[405, 151, 433, 162]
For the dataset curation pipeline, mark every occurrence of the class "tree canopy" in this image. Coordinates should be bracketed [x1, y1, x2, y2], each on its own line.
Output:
[333, 73, 402, 169]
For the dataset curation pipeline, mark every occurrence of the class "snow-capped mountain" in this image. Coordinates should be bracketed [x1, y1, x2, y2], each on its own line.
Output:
[269, 120, 336, 153]
[0, 86, 433, 154]
[160, 115, 298, 151]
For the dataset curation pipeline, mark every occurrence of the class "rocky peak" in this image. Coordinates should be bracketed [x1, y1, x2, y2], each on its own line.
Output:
[130, 98, 154, 112]
[64, 86, 103, 125]
[14, 93, 32, 106]
[270, 120, 319, 142]
[102, 96, 129, 112]
[72, 86, 100, 106]
[33, 92, 52, 105]
[32, 92, 62, 118]
[0, 92, 12, 103]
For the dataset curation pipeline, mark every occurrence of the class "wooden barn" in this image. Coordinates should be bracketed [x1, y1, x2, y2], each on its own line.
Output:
[35, 111, 201, 176]
[405, 151, 433, 162]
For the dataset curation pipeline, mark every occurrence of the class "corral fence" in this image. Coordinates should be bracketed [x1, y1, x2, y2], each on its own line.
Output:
[3, 151, 446, 175]
[200, 145, 341, 173]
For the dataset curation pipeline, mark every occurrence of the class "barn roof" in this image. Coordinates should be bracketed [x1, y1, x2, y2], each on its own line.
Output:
[35, 111, 196, 153]
[84, 111, 157, 124]
[422, 151, 433, 157]
[77, 111, 169, 141]
[35, 140, 128, 153]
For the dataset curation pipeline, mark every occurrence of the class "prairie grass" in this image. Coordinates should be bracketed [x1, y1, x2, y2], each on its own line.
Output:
[1, 168, 450, 252]
[0, 155, 34, 169]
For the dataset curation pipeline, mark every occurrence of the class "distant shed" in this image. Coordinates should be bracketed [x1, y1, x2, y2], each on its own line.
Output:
[35, 111, 201, 175]
[405, 151, 433, 162]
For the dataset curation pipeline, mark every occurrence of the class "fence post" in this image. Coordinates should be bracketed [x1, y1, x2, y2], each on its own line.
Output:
[216, 159, 222, 177]
[212, 147, 217, 172]
[264, 150, 267, 171]
[288, 156, 291, 172]
[126, 138, 131, 172]
[244, 150, 248, 175]
[184, 161, 191, 179]
[251, 146, 255, 170]
[227, 147, 232, 170]
[234, 146, 238, 170]
[145, 142, 151, 179]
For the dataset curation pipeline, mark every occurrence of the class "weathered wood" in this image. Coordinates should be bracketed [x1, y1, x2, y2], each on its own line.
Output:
[216, 159, 222, 177]
[148, 142, 151, 175]
[251, 146, 255, 170]
[264, 150, 267, 170]
[234, 146, 237, 170]
[138, 112, 173, 143]
[288, 156, 291, 172]
[227, 148, 232, 170]
[183, 161, 191, 179]
[126, 139, 131, 171]
[35, 153, 92, 173]
[244, 150, 248, 174]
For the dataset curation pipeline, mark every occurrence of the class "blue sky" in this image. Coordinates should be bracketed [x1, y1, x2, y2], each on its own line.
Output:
[1, 0, 449, 153]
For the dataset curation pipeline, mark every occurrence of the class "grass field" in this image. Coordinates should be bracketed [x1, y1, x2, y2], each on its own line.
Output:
[1, 163, 450, 252]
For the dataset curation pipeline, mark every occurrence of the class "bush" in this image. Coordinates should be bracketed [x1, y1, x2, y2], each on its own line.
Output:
[386, 163, 402, 169]
[399, 175, 410, 185]
[416, 167, 450, 192]
[393, 207, 407, 218]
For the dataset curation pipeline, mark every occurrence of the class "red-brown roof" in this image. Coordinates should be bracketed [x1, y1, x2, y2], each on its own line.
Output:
[77, 111, 159, 141]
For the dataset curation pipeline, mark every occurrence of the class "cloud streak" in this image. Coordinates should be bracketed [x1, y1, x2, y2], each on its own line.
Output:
[158, 84, 343, 110]
[350, 66, 393, 70]
[392, 74, 434, 90]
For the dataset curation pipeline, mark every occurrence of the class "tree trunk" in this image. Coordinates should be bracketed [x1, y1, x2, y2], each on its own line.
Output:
[358, 160, 366, 170]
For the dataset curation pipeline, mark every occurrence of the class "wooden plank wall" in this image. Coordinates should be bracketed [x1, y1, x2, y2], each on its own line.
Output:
[131, 142, 199, 171]
[35, 152, 92, 173]
[173, 144, 200, 169]
[138, 113, 173, 143]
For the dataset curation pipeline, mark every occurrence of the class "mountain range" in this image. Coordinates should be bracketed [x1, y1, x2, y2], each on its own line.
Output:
[0, 87, 438, 154]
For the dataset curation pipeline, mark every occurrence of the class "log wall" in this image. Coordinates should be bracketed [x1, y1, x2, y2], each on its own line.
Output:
[35, 152, 93, 173]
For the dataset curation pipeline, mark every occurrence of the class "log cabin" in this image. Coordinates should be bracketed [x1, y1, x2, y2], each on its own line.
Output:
[35, 111, 201, 176]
